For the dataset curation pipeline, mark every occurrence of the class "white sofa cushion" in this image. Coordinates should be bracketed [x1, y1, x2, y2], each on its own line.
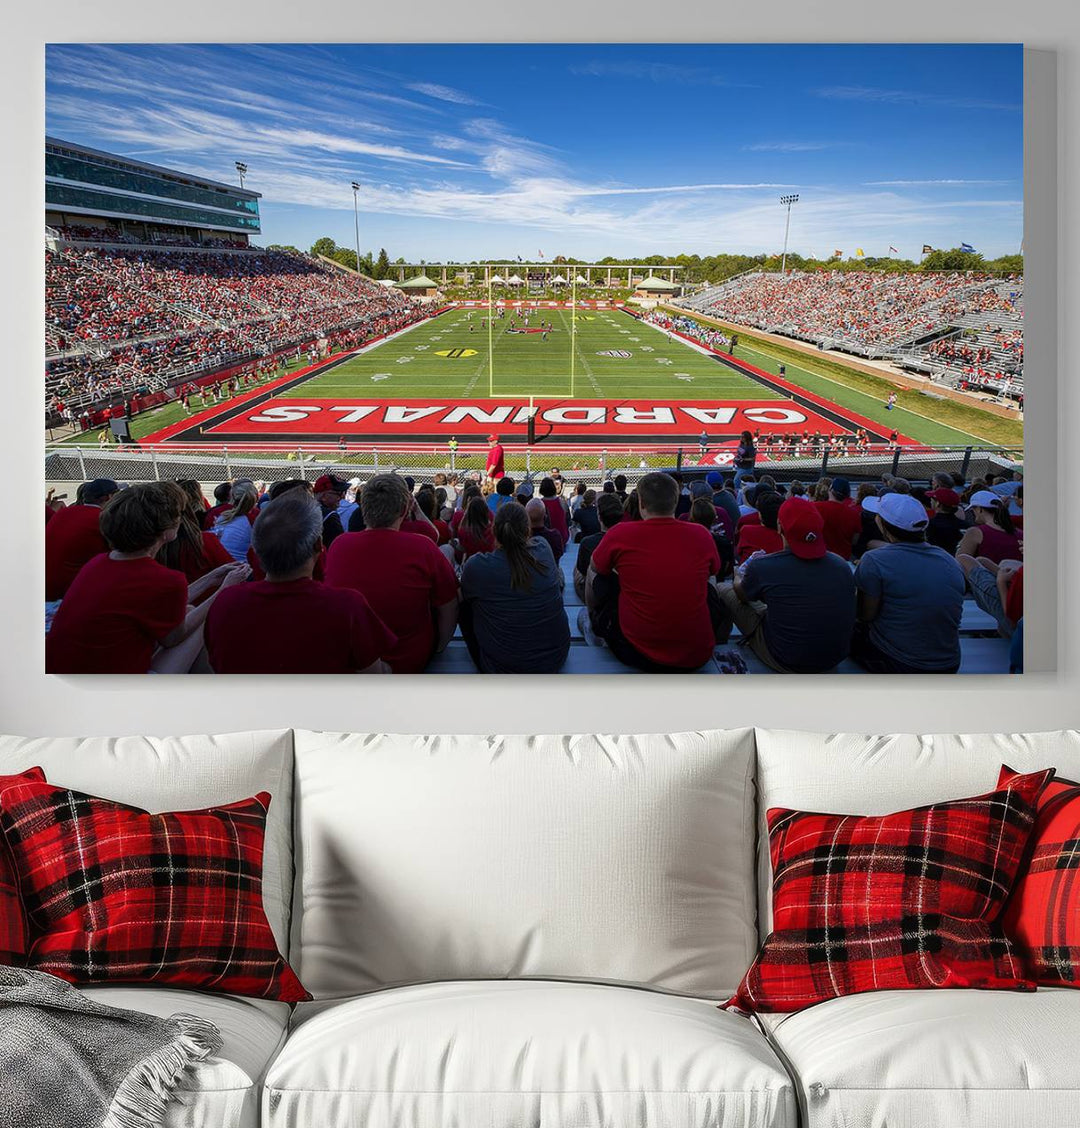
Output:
[752, 729, 1080, 931]
[291, 730, 758, 1000]
[264, 980, 795, 1128]
[81, 986, 289, 1128]
[0, 731, 295, 957]
[757, 988, 1080, 1128]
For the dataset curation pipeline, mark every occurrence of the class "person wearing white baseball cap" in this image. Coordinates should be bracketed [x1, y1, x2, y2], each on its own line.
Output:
[852, 491, 966, 673]
[956, 490, 1022, 564]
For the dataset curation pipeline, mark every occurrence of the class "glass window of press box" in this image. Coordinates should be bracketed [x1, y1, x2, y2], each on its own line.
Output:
[44, 184, 261, 233]
[46, 151, 259, 216]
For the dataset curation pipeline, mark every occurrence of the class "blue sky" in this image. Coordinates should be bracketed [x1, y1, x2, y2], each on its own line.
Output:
[45, 43, 1023, 261]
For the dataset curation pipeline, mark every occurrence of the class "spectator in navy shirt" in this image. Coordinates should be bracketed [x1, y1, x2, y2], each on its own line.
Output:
[852, 493, 965, 673]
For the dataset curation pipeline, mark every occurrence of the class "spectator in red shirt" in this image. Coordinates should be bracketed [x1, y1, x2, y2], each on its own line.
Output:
[44, 477, 118, 600]
[736, 491, 784, 564]
[538, 477, 570, 544]
[325, 473, 459, 673]
[415, 486, 452, 545]
[206, 492, 395, 674]
[813, 477, 863, 560]
[485, 434, 505, 481]
[956, 490, 1022, 564]
[454, 495, 496, 563]
[587, 472, 723, 672]
[203, 481, 233, 529]
[47, 482, 248, 674]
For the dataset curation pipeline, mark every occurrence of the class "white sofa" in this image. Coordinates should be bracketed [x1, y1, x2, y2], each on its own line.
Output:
[0, 728, 1077, 1128]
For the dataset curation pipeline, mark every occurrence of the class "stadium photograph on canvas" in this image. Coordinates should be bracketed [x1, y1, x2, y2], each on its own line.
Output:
[43, 43, 1024, 676]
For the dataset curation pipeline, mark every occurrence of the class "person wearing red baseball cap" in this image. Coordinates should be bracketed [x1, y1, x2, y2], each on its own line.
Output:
[312, 473, 348, 548]
[485, 434, 505, 481]
[717, 497, 856, 673]
[925, 487, 965, 555]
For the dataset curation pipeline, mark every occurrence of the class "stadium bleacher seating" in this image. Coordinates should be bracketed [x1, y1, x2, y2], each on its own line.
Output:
[678, 271, 1024, 373]
[425, 527, 1012, 675]
[45, 245, 419, 412]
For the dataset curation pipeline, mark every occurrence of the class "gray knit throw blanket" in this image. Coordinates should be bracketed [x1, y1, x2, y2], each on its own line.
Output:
[0, 966, 222, 1128]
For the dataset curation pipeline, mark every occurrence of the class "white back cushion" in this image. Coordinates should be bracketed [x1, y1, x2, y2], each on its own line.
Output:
[292, 730, 757, 1001]
[753, 729, 1080, 932]
[0, 731, 295, 957]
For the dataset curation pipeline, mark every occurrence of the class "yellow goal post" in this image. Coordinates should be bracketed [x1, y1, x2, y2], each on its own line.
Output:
[482, 264, 577, 399]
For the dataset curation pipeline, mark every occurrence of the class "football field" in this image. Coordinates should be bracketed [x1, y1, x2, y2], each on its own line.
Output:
[140, 304, 919, 445]
[284, 306, 780, 402]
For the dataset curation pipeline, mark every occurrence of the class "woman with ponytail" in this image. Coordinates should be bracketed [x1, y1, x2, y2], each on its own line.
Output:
[459, 501, 570, 673]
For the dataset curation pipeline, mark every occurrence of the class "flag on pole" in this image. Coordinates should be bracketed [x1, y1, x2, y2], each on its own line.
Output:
[538, 250, 544, 258]
[855, 248, 865, 258]
[889, 245, 899, 254]
[922, 244, 934, 254]
[960, 242, 976, 253]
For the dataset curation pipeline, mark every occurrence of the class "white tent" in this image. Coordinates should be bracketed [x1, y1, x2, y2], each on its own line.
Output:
[507, 274, 524, 286]
[490, 274, 505, 284]
[574, 274, 589, 285]
[551, 274, 568, 285]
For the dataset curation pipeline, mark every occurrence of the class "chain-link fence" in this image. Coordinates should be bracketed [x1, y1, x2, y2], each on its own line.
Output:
[46, 442, 1022, 492]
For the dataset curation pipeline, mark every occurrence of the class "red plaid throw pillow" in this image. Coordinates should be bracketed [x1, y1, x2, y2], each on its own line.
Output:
[727, 768, 1051, 1014]
[1000, 765, 1080, 986]
[0, 776, 308, 1002]
[0, 768, 46, 964]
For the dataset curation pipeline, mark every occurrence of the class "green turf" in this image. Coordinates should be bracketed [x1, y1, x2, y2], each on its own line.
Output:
[56, 306, 1022, 453]
[283, 308, 777, 403]
[729, 341, 997, 448]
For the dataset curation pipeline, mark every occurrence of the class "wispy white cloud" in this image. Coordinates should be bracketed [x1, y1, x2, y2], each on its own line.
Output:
[863, 178, 1013, 187]
[813, 85, 1019, 112]
[570, 183, 793, 196]
[407, 81, 483, 106]
[744, 141, 847, 153]
[44, 45, 1021, 258]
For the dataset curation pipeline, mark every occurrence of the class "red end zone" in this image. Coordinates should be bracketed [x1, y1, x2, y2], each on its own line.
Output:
[196, 397, 851, 439]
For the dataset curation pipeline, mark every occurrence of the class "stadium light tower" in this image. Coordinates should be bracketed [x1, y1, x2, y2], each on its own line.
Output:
[779, 194, 799, 273]
[350, 181, 362, 284]
[235, 161, 248, 189]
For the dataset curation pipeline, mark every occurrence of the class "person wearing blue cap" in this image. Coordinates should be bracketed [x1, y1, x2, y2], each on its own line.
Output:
[813, 476, 862, 560]
[707, 471, 741, 530]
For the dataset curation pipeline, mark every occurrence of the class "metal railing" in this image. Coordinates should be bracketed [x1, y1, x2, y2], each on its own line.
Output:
[45, 442, 1023, 490]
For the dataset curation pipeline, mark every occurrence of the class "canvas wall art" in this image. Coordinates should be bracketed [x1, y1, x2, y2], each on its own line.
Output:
[43, 43, 1024, 674]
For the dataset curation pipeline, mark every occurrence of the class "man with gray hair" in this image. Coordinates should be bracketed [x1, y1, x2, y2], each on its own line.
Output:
[204, 491, 396, 674]
[325, 473, 459, 673]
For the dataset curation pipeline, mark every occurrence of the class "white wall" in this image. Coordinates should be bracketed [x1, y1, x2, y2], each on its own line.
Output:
[2, 1, 1075, 737]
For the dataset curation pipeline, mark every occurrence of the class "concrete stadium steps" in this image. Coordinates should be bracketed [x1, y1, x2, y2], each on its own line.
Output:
[425, 542, 1008, 674]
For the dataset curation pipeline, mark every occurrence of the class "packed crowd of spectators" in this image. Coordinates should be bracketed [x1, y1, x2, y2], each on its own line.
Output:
[920, 321, 1025, 403]
[45, 245, 420, 411]
[679, 270, 1023, 356]
[43, 451, 1023, 676]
